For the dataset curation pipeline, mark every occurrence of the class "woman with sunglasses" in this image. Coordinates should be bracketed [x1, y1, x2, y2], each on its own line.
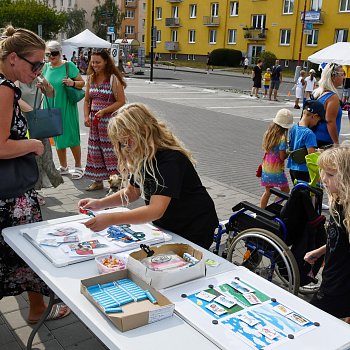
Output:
[83, 48, 126, 191]
[79, 103, 218, 249]
[42, 41, 85, 180]
[312, 63, 345, 147]
[0, 26, 70, 325]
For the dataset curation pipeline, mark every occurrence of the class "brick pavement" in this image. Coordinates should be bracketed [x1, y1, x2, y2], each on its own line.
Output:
[0, 67, 333, 349]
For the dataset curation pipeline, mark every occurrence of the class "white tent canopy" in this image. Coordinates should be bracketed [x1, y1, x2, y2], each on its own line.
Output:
[63, 29, 111, 48]
[308, 42, 350, 65]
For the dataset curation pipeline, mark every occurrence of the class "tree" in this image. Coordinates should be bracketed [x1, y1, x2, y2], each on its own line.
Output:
[0, 0, 66, 40]
[92, 0, 124, 39]
[258, 51, 277, 70]
[65, 6, 87, 38]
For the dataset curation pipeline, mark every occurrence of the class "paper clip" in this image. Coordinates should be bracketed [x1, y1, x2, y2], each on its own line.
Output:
[140, 244, 154, 257]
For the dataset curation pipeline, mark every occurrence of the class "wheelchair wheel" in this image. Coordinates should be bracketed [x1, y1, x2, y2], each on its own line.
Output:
[227, 228, 300, 295]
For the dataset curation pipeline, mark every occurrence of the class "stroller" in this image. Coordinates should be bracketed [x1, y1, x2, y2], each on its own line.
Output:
[213, 153, 326, 295]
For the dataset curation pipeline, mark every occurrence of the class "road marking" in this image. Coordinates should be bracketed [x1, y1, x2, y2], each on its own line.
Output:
[207, 105, 289, 109]
[128, 91, 214, 94]
[163, 97, 247, 100]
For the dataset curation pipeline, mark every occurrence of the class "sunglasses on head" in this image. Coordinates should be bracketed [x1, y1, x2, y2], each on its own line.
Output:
[45, 51, 60, 57]
[17, 54, 45, 73]
[92, 48, 107, 54]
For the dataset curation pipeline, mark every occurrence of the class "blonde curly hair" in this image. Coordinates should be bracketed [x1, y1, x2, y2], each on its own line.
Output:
[108, 103, 195, 200]
[318, 144, 350, 238]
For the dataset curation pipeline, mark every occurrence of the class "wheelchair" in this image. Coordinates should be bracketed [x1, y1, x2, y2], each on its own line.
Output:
[213, 183, 326, 295]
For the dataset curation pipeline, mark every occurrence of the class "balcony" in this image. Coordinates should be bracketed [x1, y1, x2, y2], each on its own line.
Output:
[243, 27, 268, 41]
[165, 17, 181, 27]
[300, 10, 324, 24]
[165, 41, 180, 51]
[125, 0, 137, 8]
[203, 16, 220, 26]
[124, 33, 136, 39]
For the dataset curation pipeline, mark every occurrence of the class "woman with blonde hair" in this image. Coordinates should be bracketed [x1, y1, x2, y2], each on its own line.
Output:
[79, 103, 218, 249]
[313, 63, 345, 147]
[0, 26, 69, 324]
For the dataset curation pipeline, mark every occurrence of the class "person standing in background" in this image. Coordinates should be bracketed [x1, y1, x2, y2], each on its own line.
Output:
[83, 49, 126, 191]
[263, 67, 271, 98]
[294, 70, 306, 109]
[251, 59, 263, 98]
[269, 59, 282, 101]
[42, 41, 85, 179]
[304, 69, 317, 100]
[341, 65, 350, 104]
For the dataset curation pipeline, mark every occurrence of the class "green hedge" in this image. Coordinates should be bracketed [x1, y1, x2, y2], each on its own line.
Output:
[210, 49, 242, 67]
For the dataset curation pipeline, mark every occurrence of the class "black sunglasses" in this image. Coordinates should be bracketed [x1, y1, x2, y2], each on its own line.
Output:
[45, 51, 60, 57]
[17, 54, 45, 72]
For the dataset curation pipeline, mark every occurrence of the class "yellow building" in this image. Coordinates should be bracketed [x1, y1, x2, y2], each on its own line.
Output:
[145, 0, 350, 67]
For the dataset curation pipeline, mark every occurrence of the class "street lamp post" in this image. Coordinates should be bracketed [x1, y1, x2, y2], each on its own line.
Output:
[150, 0, 155, 81]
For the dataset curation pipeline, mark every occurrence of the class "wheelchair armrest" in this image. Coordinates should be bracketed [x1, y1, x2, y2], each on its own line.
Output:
[294, 183, 323, 197]
[232, 201, 277, 220]
[269, 188, 290, 200]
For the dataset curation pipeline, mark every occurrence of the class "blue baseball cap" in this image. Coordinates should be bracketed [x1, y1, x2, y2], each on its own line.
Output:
[304, 100, 326, 120]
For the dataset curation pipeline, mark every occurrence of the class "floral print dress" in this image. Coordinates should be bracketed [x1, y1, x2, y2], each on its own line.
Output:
[0, 76, 50, 299]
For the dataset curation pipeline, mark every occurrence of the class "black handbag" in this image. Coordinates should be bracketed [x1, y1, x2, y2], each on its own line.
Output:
[0, 153, 38, 199]
[65, 62, 85, 104]
[26, 89, 63, 139]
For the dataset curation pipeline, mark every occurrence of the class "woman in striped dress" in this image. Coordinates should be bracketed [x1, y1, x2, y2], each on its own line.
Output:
[83, 49, 126, 191]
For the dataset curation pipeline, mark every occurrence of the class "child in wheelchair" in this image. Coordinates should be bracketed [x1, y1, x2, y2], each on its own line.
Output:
[304, 145, 350, 322]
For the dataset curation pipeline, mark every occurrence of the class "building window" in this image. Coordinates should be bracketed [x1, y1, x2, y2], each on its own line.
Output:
[230, 2, 239, 16]
[60, 0, 63, 6]
[170, 53, 177, 60]
[228, 29, 236, 44]
[125, 10, 135, 18]
[189, 4, 197, 18]
[171, 30, 178, 42]
[125, 26, 135, 34]
[211, 3, 219, 17]
[252, 15, 266, 29]
[68, 0, 71, 7]
[156, 7, 162, 19]
[283, 0, 294, 14]
[172, 6, 179, 18]
[188, 30, 196, 43]
[311, 0, 322, 10]
[142, 2, 146, 11]
[280, 29, 291, 45]
[156, 30, 161, 42]
[284, 60, 289, 68]
[187, 54, 195, 60]
[52, 0, 56, 7]
[340, 0, 350, 11]
[335, 29, 349, 42]
[306, 29, 319, 45]
[209, 30, 217, 44]
[142, 34, 145, 43]
[142, 19, 145, 28]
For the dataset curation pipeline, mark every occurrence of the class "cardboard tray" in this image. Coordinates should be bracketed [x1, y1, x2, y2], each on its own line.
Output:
[81, 269, 175, 332]
[127, 243, 206, 289]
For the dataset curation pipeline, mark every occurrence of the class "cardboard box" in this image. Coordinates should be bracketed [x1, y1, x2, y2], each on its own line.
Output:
[81, 269, 175, 332]
[127, 243, 206, 289]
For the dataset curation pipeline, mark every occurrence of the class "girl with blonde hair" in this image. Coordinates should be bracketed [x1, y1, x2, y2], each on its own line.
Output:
[304, 145, 350, 322]
[79, 103, 218, 249]
[260, 109, 294, 208]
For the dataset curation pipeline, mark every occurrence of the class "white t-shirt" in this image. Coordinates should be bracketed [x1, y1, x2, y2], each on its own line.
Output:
[244, 58, 249, 66]
[305, 76, 316, 92]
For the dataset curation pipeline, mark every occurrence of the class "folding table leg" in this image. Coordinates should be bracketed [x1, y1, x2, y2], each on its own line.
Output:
[26, 290, 61, 350]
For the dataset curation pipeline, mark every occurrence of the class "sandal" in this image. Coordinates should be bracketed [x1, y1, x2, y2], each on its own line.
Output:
[85, 181, 104, 191]
[27, 304, 71, 324]
[57, 166, 70, 175]
[71, 167, 84, 180]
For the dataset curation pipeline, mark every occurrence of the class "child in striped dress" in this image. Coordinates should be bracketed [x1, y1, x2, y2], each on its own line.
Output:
[260, 109, 294, 208]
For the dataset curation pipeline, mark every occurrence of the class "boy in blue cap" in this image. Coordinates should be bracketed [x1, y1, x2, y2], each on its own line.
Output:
[287, 100, 326, 183]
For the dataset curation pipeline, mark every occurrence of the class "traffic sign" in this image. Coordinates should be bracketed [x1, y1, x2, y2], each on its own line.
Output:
[107, 26, 115, 34]
[122, 37, 128, 44]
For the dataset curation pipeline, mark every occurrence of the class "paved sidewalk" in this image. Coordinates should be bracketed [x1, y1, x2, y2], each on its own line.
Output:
[0, 79, 261, 349]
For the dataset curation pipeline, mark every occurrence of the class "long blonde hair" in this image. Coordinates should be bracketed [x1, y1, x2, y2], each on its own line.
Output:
[262, 123, 288, 152]
[313, 63, 341, 98]
[107, 103, 195, 199]
[318, 144, 350, 237]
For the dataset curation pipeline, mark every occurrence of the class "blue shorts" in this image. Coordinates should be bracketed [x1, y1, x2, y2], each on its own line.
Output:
[264, 85, 270, 90]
